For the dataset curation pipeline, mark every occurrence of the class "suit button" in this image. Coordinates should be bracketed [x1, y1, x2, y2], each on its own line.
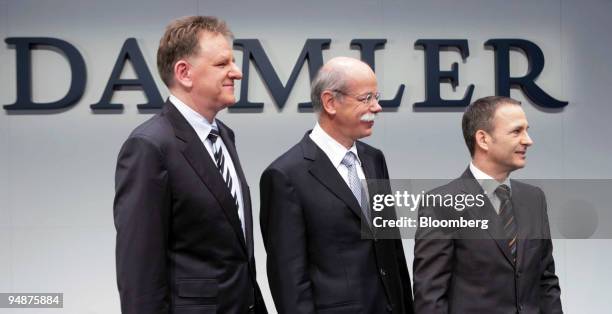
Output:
[380, 268, 387, 276]
[386, 303, 393, 312]
[518, 304, 524, 312]
[248, 304, 255, 312]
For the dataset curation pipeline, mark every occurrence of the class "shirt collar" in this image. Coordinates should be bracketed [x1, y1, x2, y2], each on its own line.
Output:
[469, 161, 512, 196]
[310, 123, 361, 168]
[169, 94, 218, 138]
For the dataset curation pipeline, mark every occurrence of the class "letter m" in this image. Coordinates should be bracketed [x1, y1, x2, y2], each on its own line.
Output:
[233, 39, 330, 110]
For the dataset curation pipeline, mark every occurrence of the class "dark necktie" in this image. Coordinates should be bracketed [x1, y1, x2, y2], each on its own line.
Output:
[207, 128, 240, 213]
[495, 184, 517, 264]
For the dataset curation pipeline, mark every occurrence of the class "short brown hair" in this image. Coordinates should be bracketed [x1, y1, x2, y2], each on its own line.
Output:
[157, 16, 233, 87]
[462, 96, 521, 156]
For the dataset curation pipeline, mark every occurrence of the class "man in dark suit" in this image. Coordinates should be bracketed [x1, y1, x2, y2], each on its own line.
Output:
[260, 57, 414, 314]
[113, 16, 267, 314]
[413, 96, 562, 313]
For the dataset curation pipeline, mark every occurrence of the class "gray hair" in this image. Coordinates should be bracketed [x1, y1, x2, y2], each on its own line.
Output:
[462, 96, 522, 156]
[310, 66, 349, 112]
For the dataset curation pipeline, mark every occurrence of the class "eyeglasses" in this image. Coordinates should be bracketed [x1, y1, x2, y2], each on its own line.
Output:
[333, 90, 381, 106]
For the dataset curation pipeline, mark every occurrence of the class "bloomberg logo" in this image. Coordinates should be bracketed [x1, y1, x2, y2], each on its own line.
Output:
[3, 37, 567, 112]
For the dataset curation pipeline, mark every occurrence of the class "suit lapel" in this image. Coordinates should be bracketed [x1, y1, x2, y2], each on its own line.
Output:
[459, 168, 515, 266]
[356, 142, 377, 179]
[301, 133, 366, 224]
[356, 143, 379, 234]
[509, 179, 528, 269]
[164, 101, 248, 255]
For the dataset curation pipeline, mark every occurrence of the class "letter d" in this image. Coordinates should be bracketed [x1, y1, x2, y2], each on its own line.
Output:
[4, 37, 86, 111]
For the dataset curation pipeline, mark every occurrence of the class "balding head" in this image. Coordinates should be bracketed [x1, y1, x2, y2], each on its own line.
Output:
[310, 57, 374, 112]
[309, 56, 381, 148]
[324, 56, 373, 77]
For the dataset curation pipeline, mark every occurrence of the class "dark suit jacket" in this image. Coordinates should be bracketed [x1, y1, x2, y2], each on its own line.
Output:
[114, 100, 267, 314]
[260, 132, 414, 314]
[413, 169, 562, 314]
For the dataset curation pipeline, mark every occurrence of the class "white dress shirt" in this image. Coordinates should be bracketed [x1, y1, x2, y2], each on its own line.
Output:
[170, 95, 246, 235]
[309, 122, 367, 190]
[469, 162, 512, 214]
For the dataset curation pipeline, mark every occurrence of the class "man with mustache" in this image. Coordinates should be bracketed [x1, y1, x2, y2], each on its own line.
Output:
[260, 57, 414, 314]
[413, 96, 562, 313]
[114, 16, 267, 313]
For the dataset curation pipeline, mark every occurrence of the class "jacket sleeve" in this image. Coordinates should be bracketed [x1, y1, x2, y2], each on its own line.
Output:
[413, 201, 453, 314]
[378, 151, 415, 313]
[538, 189, 563, 314]
[114, 136, 171, 314]
[260, 167, 315, 314]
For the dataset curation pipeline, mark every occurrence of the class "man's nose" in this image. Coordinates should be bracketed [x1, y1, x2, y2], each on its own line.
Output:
[229, 62, 242, 79]
[370, 100, 382, 113]
[522, 131, 533, 146]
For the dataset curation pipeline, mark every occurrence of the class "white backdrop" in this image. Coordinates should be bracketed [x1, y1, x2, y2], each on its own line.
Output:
[1, 0, 611, 313]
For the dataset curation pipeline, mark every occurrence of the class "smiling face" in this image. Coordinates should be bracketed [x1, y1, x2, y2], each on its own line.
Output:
[188, 31, 242, 113]
[318, 58, 383, 148]
[333, 69, 382, 144]
[485, 104, 534, 174]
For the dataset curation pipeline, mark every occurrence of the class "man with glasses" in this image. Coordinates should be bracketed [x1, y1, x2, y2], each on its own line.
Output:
[260, 57, 414, 314]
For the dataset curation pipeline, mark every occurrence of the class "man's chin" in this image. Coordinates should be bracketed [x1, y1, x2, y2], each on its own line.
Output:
[223, 98, 237, 107]
[358, 129, 373, 139]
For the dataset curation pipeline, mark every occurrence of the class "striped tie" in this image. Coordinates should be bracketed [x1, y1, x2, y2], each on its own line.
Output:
[207, 128, 239, 212]
[495, 184, 517, 264]
[341, 151, 371, 225]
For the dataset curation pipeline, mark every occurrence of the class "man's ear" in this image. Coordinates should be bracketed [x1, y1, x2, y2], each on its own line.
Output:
[475, 129, 490, 152]
[321, 90, 337, 115]
[173, 60, 192, 88]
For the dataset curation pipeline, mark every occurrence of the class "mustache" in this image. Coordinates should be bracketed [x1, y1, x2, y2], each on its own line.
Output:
[360, 113, 377, 122]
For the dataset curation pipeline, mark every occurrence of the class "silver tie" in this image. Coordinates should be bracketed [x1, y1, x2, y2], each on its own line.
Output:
[341, 151, 370, 224]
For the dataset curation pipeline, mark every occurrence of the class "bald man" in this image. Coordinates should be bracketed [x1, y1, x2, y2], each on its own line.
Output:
[260, 57, 414, 314]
